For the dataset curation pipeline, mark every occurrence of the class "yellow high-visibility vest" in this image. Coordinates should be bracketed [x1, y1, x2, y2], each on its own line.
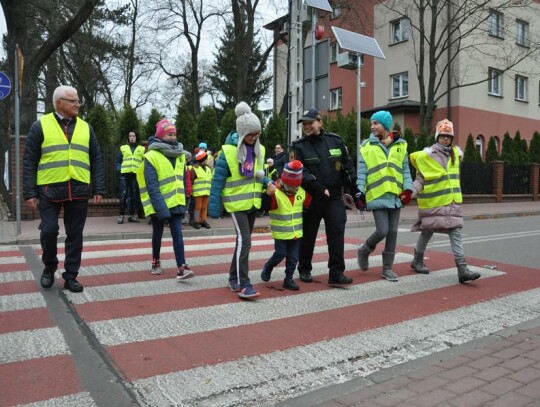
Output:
[410, 147, 462, 209]
[137, 150, 186, 216]
[221, 144, 266, 212]
[361, 141, 407, 202]
[192, 165, 212, 196]
[37, 113, 91, 185]
[269, 188, 305, 240]
[120, 144, 145, 174]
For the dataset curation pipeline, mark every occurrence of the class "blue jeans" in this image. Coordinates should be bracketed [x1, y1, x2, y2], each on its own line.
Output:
[151, 214, 186, 266]
[118, 173, 141, 216]
[264, 239, 300, 280]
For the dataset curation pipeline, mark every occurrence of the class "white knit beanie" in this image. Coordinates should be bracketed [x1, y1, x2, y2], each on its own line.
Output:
[235, 101, 262, 165]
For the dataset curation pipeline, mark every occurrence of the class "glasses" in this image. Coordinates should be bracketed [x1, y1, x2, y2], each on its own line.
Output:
[245, 132, 260, 138]
[439, 135, 453, 140]
[60, 98, 82, 106]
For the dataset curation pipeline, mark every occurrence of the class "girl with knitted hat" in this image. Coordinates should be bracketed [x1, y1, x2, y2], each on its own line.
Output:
[208, 102, 276, 299]
[409, 119, 481, 284]
[356, 110, 413, 282]
[137, 119, 194, 280]
[261, 160, 312, 291]
[189, 150, 213, 229]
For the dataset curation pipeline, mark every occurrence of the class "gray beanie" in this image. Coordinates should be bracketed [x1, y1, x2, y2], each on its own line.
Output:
[235, 101, 263, 167]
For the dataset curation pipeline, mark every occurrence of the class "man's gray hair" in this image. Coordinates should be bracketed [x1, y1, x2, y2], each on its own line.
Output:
[52, 85, 77, 108]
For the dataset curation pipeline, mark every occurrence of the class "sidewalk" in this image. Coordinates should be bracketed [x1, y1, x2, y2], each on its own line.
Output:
[1, 201, 539, 245]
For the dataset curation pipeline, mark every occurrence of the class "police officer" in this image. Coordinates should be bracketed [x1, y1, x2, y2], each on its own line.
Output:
[23, 85, 105, 293]
[289, 108, 357, 285]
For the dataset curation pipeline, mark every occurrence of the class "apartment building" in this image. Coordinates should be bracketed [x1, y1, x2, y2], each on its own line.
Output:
[266, 0, 540, 154]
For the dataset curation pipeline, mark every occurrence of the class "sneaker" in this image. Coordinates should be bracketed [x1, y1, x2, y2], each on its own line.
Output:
[261, 266, 272, 282]
[177, 264, 194, 280]
[117, 215, 124, 224]
[228, 278, 241, 292]
[128, 215, 140, 223]
[151, 259, 162, 275]
[283, 279, 299, 291]
[238, 283, 260, 299]
[200, 221, 211, 229]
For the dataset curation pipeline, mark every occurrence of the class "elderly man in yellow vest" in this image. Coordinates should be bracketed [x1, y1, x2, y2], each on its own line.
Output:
[23, 85, 105, 293]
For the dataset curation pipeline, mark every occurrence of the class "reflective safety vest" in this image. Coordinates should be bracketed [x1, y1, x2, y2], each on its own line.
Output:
[265, 164, 277, 180]
[221, 144, 266, 212]
[137, 150, 186, 216]
[269, 188, 305, 240]
[410, 147, 462, 209]
[120, 144, 145, 174]
[361, 141, 407, 202]
[192, 165, 212, 196]
[37, 113, 91, 185]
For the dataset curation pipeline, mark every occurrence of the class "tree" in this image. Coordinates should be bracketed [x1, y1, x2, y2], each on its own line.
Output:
[143, 108, 164, 140]
[86, 104, 112, 148]
[500, 131, 516, 164]
[208, 21, 272, 112]
[485, 136, 499, 163]
[196, 105, 219, 154]
[263, 112, 287, 155]
[116, 105, 141, 146]
[463, 134, 481, 163]
[529, 131, 540, 164]
[218, 108, 237, 146]
[175, 98, 197, 151]
[403, 127, 416, 155]
[379, 1, 540, 134]
[415, 129, 431, 152]
[514, 131, 530, 165]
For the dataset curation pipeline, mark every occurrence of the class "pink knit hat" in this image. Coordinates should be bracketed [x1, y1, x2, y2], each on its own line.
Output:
[155, 119, 176, 139]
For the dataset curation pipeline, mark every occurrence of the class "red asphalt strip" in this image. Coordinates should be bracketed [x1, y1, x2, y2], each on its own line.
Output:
[107, 262, 540, 381]
[0, 355, 83, 406]
[0, 308, 55, 334]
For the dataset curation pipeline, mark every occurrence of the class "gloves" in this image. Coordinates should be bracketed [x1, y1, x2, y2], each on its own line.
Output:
[355, 191, 367, 210]
[399, 190, 412, 205]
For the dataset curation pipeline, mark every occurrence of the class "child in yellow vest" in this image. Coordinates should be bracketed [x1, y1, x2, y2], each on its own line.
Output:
[190, 150, 213, 229]
[261, 160, 312, 290]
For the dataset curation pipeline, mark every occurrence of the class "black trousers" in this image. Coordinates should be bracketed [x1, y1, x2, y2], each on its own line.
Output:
[38, 199, 89, 280]
[298, 196, 347, 276]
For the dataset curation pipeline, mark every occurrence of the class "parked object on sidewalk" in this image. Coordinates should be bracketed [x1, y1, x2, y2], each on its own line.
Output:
[409, 119, 481, 284]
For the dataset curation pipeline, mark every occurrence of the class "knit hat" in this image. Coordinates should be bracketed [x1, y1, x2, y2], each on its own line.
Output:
[198, 142, 208, 150]
[434, 119, 454, 141]
[266, 158, 274, 165]
[281, 160, 303, 187]
[297, 108, 321, 123]
[370, 110, 393, 131]
[195, 150, 207, 162]
[235, 102, 261, 139]
[155, 119, 176, 139]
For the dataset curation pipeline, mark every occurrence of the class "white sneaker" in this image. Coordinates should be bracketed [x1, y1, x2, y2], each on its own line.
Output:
[177, 265, 194, 280]
[151, 259, 162, 275]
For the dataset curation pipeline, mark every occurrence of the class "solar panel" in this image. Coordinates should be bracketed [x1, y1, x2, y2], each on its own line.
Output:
[305, 0, 333, 12]
[331, 26, 386, 60]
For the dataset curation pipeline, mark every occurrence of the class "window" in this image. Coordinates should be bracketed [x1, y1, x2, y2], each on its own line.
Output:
[391, 17, 410, 44]
[515, 75, 528, 101]
[488, 11, 504, 38]
[330, 88, 342, 110]
[331, 5, 341, 19]
[516, 20, 529, 46]
[330, 42, 340, 63]
[391, 72, 408, 98]
[488, 67, 503, 96]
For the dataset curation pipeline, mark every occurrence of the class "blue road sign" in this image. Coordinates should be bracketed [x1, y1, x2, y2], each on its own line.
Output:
[0, 71, 12, 100]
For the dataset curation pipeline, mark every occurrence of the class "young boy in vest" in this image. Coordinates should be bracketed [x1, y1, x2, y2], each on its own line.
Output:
[137, 119, 194, 280]
[261, 160, 311, 290]
[190, 150, 212, 229]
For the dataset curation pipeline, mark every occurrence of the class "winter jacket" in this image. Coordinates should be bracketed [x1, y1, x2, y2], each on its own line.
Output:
[273, 151, 287, 176]
[208, 131, 271, 218]
[411, 144, 464, 232]
[289, 130, 357, 199]
[357, 133, 413, 211]
[23, 113, 105, 202]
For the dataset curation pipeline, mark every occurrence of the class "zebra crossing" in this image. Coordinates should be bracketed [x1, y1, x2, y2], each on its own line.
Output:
[2, 234, 540, 406]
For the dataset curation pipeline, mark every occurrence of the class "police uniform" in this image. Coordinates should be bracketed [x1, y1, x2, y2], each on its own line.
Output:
[289, 130, 356, 283]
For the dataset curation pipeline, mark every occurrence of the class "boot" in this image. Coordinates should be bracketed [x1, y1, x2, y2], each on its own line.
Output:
[381, 251, 398, 282]
[117, 215, 124, 224]
[357, 243, 373, 271]
[410, 249, 429, 274]
[456, 257, 481, 284]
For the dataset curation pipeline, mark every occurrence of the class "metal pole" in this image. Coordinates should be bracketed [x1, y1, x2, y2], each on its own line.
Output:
[311, 8, 317, 108]
[14, 45, 21, 235]
[356, 54, 363, 166]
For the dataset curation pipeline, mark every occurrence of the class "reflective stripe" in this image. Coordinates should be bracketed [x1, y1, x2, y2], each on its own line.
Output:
[270, 212, 303, 221]
[223, 192, 262, 202]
